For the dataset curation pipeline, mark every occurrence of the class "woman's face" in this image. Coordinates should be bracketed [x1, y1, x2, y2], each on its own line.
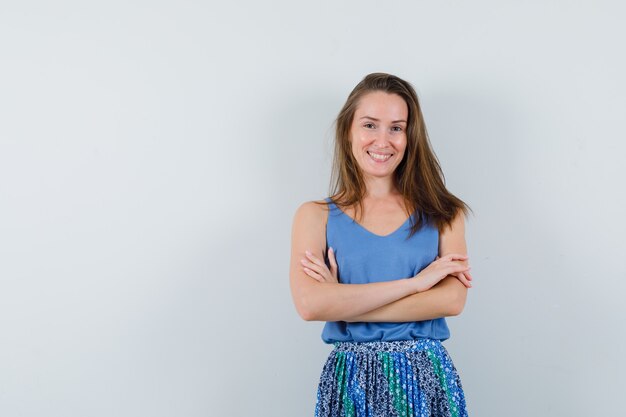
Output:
[349, 91, 408, 180]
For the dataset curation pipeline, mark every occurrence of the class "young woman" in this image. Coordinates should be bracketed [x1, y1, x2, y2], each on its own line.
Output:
[289, 73, 472, 417]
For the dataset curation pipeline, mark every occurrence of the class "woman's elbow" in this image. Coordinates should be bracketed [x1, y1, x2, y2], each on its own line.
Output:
[294, 290, 322, 321]
[447, 286, 468, 316]
[297, 304, 317, 321]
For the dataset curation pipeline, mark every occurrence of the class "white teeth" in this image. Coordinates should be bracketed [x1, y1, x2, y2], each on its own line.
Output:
[368, 151, 391, 161]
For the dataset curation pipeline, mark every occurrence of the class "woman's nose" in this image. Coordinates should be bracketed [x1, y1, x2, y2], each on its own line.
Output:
[373, 130, 392, 145]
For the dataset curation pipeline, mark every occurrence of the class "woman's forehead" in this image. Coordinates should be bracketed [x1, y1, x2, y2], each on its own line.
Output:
[354, 91, 408, 120]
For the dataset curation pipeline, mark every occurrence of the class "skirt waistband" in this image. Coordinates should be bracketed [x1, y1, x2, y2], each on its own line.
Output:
[331, 338, 443, 353]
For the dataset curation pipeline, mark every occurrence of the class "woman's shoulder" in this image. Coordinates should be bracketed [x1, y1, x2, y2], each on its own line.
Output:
[293, 198, 330, 225]
[295, 198, 329, 216]
[291, 199, 331, 244]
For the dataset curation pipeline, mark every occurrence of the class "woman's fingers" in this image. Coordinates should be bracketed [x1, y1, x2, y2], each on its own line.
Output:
[451, 264, 471, 273]
[328, 247, 337, 266]
[301, 258, 326, 277]
[302, 249, 334, 282]
[455, 272, 472, 288]
[328, 247, 337, 273]
[301, 260, 328, 281]
[302, 266, 324, 282]
[305, 250, 326, 268]
[444, 264, 471, 278]
[302, 251, 326, 273]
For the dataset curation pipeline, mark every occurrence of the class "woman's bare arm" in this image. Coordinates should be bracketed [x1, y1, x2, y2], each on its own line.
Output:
[289, 201, 423, 322]
[342, 209, 470, 322]
[344, 277, 466, 322]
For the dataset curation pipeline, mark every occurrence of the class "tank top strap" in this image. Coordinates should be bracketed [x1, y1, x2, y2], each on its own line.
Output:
[324, 197, 345, 224]
[324, 197, 341, 217]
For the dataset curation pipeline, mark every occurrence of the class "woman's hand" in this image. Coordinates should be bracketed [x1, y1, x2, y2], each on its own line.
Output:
[450, 269, 473, 287]
[300, 247, 338, 284]
[413, 253, 471, 293]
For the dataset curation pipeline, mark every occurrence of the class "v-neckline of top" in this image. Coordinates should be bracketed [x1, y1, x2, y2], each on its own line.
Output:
[331, 201, 414, 238]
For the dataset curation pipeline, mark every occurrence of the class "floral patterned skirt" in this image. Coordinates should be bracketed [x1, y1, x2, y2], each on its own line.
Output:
[314, 339, 468, 417]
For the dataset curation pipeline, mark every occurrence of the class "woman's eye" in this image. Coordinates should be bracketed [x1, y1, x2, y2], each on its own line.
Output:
[364, 123, 375, 129]
[391, 126, 403, 132]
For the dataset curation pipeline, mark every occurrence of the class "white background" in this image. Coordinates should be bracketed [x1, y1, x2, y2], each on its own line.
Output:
[1, 1, 625, 416]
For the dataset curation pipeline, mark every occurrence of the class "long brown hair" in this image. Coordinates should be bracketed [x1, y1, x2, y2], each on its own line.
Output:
[318, 72, 471, 237]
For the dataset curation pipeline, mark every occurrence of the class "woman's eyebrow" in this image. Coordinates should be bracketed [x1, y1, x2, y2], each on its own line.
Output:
[359, 116, 407, 124]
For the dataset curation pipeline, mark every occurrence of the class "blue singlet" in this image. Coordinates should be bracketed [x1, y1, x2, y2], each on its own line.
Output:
[321, 197, 451, 343]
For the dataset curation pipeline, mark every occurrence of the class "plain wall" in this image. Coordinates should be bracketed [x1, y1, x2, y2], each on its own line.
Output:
[1, 1, 625, 416]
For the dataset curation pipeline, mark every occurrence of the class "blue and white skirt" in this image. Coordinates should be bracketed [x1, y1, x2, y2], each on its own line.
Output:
[314, 339, 468, 417]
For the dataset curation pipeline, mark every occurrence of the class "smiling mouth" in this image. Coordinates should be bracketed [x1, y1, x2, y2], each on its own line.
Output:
[367, 151, 392, 162]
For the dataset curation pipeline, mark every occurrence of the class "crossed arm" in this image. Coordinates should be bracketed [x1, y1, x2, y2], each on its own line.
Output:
[343, 276, 467, 322]
[289, 201, 470, 322]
